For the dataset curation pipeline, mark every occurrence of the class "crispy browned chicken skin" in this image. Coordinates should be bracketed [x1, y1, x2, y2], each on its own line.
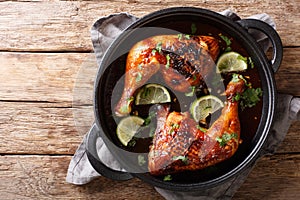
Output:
[148, 77, 245, 175]
[115, 35, 219, 116]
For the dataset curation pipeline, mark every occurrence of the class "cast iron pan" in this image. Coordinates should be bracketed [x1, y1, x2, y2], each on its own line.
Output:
[86, 7, 282, 191]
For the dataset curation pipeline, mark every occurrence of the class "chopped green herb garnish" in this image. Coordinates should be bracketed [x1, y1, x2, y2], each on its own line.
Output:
[191, 23, 197, 34]
[166, 54, 171, 69]
[237, 55, 248, 62]
[144, 111, 155, 126]
[197, 125, 207, 133]
[231, 74, 262, 109]
[163, 175, 172, 181]
[216, 132, 238, 147]
[184, 34, 191, 39]
[185, 86, 196, 97]
[240, 88, 263, 110]
[224, 46, 232, 52]
[156, 42, 163, 53]
[231, 73, 249, 86]
[177, 34, 183, 40]
[170, 123, 180, 134]
[120, 105, 129, 113]
[138, 155, 146, 166]
[172, 123, 180, 129]
[232, 73, 240, 82]
[232, 93, 241, 102]
[219, 34, 232, 52]
[219, 35, 232, 46]
[136, 72, 142, 82]
[127, 96, 134, 102]
[248, 57, 254, 69]
[173, 155, 188, 164]
[193, 74, 197, 81]
[128, 139, 136, 147]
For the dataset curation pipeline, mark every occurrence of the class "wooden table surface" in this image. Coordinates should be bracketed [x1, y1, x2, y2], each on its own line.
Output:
[0, 1, 299, 199]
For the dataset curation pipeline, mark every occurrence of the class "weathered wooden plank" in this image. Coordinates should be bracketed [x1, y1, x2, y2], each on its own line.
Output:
[235, 154, 300, 200]
[0, 154, 298, 199]
[0, 102, 86, 154]
[0, 0, 298, 51]
[275, 48, 300, 95]
[0, 48, 299, 104]
[0, 100, 299, 155]
[276, 121, 300, 154]
[0, 52, 96, 103]
[0, 155, 164, 199]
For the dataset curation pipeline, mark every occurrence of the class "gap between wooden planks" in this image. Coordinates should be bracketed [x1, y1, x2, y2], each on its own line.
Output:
[0, 154, 298, 199]
[0, 0, 299, 52]
[0, 48, 299, 103]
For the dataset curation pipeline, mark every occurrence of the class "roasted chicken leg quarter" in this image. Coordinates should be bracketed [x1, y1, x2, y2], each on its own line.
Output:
[115, 35, 220, 116]
[148, 76, 245, 175]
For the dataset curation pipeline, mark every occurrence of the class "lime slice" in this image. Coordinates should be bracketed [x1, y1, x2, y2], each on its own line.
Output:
[135, 84, 171, 105]
[116, 116, 144, 146]
[190, 95, 224, 122]
[216, 52, 248, 73]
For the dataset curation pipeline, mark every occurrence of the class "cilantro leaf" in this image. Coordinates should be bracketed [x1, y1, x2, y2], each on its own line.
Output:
[166, 54, 171, 69]
[163, 175, 172, 181]
[172, 155, 188, 164]
[191, 23, 197, 34]
[248, 57, 255, 69]
[220, 35, 232, 46]
[219, 34, 232, 52]
[136, 72, 142, 82]
[138, 155, 146, 166]
[197, 125, 207, 133]
[240, 88, 263, 110]
[185, 86, 196, 97]
[156, 42, 162, 53]
[216, 132, 238, 147]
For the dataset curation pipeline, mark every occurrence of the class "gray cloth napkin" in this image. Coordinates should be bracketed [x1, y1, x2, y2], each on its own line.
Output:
[66, 10, 300, 199]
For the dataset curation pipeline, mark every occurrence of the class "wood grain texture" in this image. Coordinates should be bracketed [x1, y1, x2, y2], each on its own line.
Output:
[0, 100, 299, 154]
[0, 0, 299, 51]
[234, 154, 300, 200]
[0, 101, 90, 154]
[0, 156, 163, 199]
[1, 49, 299, 104]
[0, 52, 94, 103]
[0, 50, 299, 154]
[0, 154, 298, 199]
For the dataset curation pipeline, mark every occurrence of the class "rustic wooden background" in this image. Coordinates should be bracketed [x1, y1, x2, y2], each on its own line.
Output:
[0, 0, 299, 199]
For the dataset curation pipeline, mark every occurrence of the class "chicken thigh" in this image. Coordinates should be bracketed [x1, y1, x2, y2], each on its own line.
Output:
[148, 76, 245, 175]
[115, 35, 220, 116]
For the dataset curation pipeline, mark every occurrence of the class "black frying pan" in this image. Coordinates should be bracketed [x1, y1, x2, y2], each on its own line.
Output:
[86, 7, 282, 191]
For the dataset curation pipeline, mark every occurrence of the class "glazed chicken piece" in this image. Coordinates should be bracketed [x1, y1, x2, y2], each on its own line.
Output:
[148, 77, 245, 175]
[115, 35, 220, 116]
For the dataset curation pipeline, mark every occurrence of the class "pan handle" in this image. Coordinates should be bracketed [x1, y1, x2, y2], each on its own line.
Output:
[86, 123, 133, 181]
[237, 19, 283, 73]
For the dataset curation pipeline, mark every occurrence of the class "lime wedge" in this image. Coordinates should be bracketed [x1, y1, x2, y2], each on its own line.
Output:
[190, 95, 224, 122]
[135, 84, 171, 105]
[216, 52, 248, 73]
[116, 116, 144, 146]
